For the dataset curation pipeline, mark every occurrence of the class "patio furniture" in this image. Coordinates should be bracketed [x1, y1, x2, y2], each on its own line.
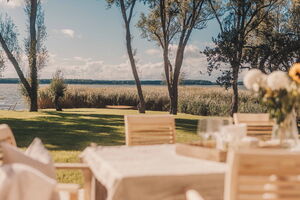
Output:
[81, 144, 226, 200]
[0, 124, 92, 200]
[186, 190, 205, 200]
[0, 124, 16, 146]
[0, 163, 60, 200]
[233, 113, 274, 140]
[124, 115, 176, 146]
[187, 149, 300, 200]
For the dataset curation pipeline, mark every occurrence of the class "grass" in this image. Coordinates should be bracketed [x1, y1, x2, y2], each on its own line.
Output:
[0, 108, 208, 184]
[39, 86, 267, 116]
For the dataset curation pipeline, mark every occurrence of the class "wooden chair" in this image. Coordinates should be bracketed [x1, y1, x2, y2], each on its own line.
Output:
[186, 190, 205, 200]
[0, 124, 16, 146]
[233, 113, 274, 140]
[125, 115, 176, 146]
[187, 149, 300, 200]
[0, 124, 92, 200]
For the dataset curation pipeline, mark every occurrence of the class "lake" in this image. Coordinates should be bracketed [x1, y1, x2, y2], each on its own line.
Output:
[0, 84, 168, 110]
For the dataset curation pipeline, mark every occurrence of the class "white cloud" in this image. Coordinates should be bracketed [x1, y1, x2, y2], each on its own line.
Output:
[145, 48, 161, 56]
[53, 29, 81, 39]
[60, 29, 75, 38]
[0, 0, 23, 8]
[2, 43, 224, 81]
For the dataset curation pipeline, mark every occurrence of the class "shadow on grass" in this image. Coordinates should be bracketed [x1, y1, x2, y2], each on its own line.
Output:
[1, 111, 125, 151]
[175, 118, 198, 134]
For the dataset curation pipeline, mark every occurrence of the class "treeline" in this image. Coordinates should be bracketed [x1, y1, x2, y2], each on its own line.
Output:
[0, 78, 219, 85]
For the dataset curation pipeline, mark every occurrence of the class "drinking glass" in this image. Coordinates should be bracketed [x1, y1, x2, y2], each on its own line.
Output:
[197, 118, 232, 141]
[220, 123, 247, 149]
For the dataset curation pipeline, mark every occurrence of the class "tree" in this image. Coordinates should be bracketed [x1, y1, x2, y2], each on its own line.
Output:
[204, 0, 281, 116]
[244, 0, 300, 73]
[138, 0, 213, 114]
[106, 0, 146, 113]
[0, 0, 47, 112]
[49, 70, 67, 111]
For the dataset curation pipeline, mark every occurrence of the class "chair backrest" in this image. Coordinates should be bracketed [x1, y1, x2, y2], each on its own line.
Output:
[225, 149, 300, 200]
[125, 115, 176, 146]
[233, 113, 273, 140]
[0, 124, 16, 146]
[186, 190, 205, 200]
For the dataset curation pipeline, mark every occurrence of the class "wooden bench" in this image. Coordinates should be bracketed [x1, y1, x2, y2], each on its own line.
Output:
[105, 105, 135, 109]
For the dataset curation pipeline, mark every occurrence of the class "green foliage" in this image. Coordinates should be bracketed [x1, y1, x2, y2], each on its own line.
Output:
[244, 1, 300, 72]
[49, 70, 67, 111]
[38, 86, 266, 116]
[49, 70, 67, 99]
[204, 0, 282, 86]
[259, 87, 299, 124]
[0, 14, 20, 74]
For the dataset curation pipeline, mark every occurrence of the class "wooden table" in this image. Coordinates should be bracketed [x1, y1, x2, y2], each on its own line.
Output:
[81, 144, 226, 200]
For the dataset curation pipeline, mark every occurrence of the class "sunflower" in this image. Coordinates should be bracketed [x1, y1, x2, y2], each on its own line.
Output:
[289, 63, 300, 84]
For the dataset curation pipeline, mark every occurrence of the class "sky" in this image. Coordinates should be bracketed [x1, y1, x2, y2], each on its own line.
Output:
[0, 0, 222, 81]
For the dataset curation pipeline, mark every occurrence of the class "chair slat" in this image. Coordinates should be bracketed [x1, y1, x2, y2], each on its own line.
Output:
[225, 149, 300, 200]
[233, 113, 274, 140]
[125, 115, 176, 146]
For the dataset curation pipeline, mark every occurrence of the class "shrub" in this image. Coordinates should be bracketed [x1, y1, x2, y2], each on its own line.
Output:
[49, 70, 67, 111]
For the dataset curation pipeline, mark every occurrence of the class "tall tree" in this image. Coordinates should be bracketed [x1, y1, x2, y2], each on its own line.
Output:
[244, 0, 300, 72]
[204, 0, 281, 116]
[0, 0, 47, 111]
[138, 0, 213, 114]
[106, 0, 146, 113]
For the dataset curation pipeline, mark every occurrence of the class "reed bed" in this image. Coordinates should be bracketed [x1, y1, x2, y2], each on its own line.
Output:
[38, 86, 266, 116]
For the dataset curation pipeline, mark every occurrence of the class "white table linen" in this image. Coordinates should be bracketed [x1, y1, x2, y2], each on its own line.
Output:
[81, 144, 226, 200]
[0, 163, 59, 200]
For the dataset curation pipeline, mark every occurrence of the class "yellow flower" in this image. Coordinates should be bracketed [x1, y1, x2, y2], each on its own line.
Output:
[289, 63, 300, 84]
[264, 87, 273, 98]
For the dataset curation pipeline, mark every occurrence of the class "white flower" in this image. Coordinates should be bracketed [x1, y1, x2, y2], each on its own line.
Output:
[243, 69, 265, 90]
[267, 71, 291, 90]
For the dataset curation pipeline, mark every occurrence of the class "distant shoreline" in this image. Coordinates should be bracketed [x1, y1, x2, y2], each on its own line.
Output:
[0, 78, 220, 85]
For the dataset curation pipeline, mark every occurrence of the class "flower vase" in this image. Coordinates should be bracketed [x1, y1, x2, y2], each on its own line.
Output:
[272, 110, 299, 148]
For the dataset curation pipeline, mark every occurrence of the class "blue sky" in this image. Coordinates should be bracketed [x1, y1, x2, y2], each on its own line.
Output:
[0, 0, 221, 80]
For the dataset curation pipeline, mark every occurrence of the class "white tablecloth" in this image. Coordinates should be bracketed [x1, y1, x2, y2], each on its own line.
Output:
[81, 144, 226, 200]
[0, 163, 59, 200]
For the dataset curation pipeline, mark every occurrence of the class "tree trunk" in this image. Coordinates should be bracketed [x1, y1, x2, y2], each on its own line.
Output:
[55, 96, 62, 111]
[120, 0, 145, 113]
[170, 47, 185, 115]
[29, 92, 38, 111]
[230, 66, 239, 116]
[169, 84, 178, 115]
[125, 32, 146, 113]
[29, 0, 38, 112]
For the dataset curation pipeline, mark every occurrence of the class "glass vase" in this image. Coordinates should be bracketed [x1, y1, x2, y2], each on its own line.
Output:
[272, 109, 299, 148]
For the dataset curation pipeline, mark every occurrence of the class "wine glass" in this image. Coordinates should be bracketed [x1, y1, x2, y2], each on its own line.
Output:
[197, 118, 232, 141]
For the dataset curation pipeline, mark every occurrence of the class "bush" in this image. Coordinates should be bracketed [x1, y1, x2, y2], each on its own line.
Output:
[49, 70, 67, 111]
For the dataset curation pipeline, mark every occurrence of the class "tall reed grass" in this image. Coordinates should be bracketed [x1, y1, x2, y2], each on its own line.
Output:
[38, 86, 266, 116]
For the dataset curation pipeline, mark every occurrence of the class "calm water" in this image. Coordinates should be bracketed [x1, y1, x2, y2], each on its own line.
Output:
[0, 83, 223, 111]
[0, 84, 26, 110]
[0, 84, 164, 110]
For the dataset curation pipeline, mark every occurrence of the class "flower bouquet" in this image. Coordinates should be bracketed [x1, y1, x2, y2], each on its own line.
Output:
[243, 63, 300, 147]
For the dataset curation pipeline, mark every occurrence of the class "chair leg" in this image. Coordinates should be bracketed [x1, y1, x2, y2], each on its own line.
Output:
[83, 168, 92, 200]
[70, 191, 78, 200]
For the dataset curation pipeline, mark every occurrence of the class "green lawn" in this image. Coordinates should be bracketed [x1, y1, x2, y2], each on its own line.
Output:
[0, 108, 205, 184]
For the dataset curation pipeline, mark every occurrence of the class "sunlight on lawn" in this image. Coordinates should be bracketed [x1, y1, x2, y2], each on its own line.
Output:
[0, 108, 203, 183]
